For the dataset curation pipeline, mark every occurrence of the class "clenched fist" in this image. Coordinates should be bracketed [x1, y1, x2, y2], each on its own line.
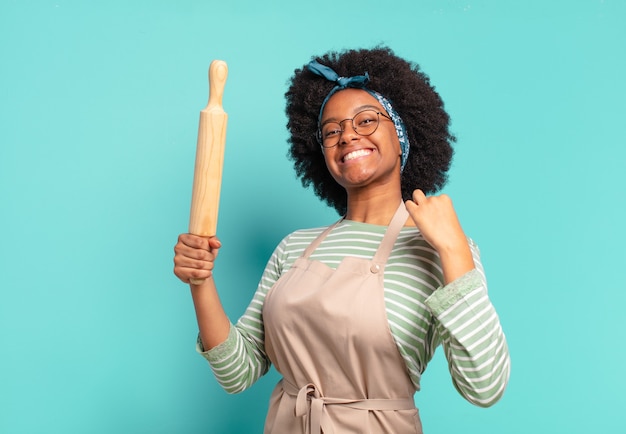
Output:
[405, 190, 474, 283]
[173, 234, 222, 284]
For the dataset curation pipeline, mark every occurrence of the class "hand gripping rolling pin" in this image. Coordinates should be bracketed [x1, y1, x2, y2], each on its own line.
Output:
[188, 60, 228, 285]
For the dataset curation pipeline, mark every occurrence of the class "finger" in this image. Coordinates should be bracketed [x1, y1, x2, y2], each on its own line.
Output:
[174, 249, 216, 267]
[404, 200, 426, 229]
[174, 244, 218, 265]
[176, 234, 222, 253]
[404, 199, 418, 214]
[177, 233, 206, 249]
[207, 237, 222, 249]
[411, 189, 426, 204]
[178, 233, 218, 250]
[173, 254, 216, 277]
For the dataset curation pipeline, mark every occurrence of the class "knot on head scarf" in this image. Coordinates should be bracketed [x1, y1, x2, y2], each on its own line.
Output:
[307, 60, 411, 172]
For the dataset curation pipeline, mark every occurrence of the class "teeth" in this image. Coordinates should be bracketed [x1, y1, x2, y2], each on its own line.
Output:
[343, 149, 371, 162]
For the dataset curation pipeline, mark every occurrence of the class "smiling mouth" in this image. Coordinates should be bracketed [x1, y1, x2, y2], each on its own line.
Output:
[342, 149, 373, 163]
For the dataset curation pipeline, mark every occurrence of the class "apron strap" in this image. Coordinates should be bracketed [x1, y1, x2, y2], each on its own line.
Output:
[301, 218, 344, 259]
[371, 202, 409, 271]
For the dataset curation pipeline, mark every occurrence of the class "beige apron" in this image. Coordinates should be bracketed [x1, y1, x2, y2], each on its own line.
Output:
[263, 203, 423, 434]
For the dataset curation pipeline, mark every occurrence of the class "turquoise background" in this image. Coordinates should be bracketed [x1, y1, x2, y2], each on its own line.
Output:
[1, 0, 625, 432]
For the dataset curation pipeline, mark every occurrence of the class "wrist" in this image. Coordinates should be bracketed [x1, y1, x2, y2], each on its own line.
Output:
[437, 241, 474, 284]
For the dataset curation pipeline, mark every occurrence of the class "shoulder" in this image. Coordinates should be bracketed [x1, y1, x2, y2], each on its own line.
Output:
[271, 224, 333, 265]
[280, 225, 330, 247]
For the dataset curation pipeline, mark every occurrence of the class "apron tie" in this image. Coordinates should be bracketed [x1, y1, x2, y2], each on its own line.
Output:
[295, 383, 333, 434]
[288, 381, 416, 434]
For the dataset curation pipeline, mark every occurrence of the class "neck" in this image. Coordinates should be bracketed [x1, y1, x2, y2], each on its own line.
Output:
[344, 188, 404, 225]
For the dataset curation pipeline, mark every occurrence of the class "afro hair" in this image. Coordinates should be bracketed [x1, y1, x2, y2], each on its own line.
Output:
[285, 46, 455, 216]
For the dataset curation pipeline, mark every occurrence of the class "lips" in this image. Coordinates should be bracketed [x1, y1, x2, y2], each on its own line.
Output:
[341, 148, 373, 163]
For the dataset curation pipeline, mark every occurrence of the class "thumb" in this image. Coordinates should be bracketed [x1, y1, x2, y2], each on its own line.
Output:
[208, 236, 222, 250]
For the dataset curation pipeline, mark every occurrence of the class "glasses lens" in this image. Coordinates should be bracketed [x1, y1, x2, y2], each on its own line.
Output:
[354, 110, 379, 136]
[320, 122, 341, 147]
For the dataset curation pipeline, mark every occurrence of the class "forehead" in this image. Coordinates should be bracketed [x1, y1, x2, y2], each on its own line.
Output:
[320, 88, 384, 120]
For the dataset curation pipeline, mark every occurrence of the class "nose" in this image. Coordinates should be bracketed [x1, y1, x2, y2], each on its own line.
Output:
[338, 120, 358, 145]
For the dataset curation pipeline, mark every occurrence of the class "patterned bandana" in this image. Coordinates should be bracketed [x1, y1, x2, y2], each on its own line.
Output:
[307, 60, 411, 172]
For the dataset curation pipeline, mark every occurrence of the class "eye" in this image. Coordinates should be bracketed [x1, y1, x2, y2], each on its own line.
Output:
[322, 123, 342, 138]
[355, 111, 377, 127]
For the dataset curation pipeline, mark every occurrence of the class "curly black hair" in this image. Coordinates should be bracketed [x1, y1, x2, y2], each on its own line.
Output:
[285, 46, 456, 216]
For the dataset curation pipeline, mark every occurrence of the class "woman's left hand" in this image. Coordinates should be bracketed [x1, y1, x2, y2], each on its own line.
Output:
[405, 189, 475, 283]
[405, 190, 466, 252]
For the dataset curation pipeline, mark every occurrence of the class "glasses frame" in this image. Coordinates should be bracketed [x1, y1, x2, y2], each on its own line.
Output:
[316, 109, 393, 148]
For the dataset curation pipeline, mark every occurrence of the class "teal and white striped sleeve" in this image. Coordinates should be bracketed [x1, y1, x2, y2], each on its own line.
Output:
[195, 235, 291, 394]
[425, 240, 511, 407]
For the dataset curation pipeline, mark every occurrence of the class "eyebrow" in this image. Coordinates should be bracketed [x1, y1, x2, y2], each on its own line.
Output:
[321, 104, 382, 124]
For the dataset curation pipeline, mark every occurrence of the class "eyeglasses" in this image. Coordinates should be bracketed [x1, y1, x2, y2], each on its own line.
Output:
[317, 109, 393, 148]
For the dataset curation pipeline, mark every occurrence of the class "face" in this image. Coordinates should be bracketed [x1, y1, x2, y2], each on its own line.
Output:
[320, 88, 402, 192]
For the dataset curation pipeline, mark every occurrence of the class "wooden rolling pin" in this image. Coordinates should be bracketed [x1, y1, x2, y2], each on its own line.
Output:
[188, 60, 228, 285]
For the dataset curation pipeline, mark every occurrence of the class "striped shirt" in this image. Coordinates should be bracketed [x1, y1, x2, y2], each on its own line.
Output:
[199, 219, 510, 407]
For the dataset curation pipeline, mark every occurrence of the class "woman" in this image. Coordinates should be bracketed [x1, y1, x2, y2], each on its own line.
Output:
[174, 46, 510, 433]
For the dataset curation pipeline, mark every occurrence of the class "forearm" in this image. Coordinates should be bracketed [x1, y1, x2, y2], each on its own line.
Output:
[190, 276, 231, 350]
[427, 270, 510, 407]
[445, 321, 510, 407]
[195, 271, 275, 394]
